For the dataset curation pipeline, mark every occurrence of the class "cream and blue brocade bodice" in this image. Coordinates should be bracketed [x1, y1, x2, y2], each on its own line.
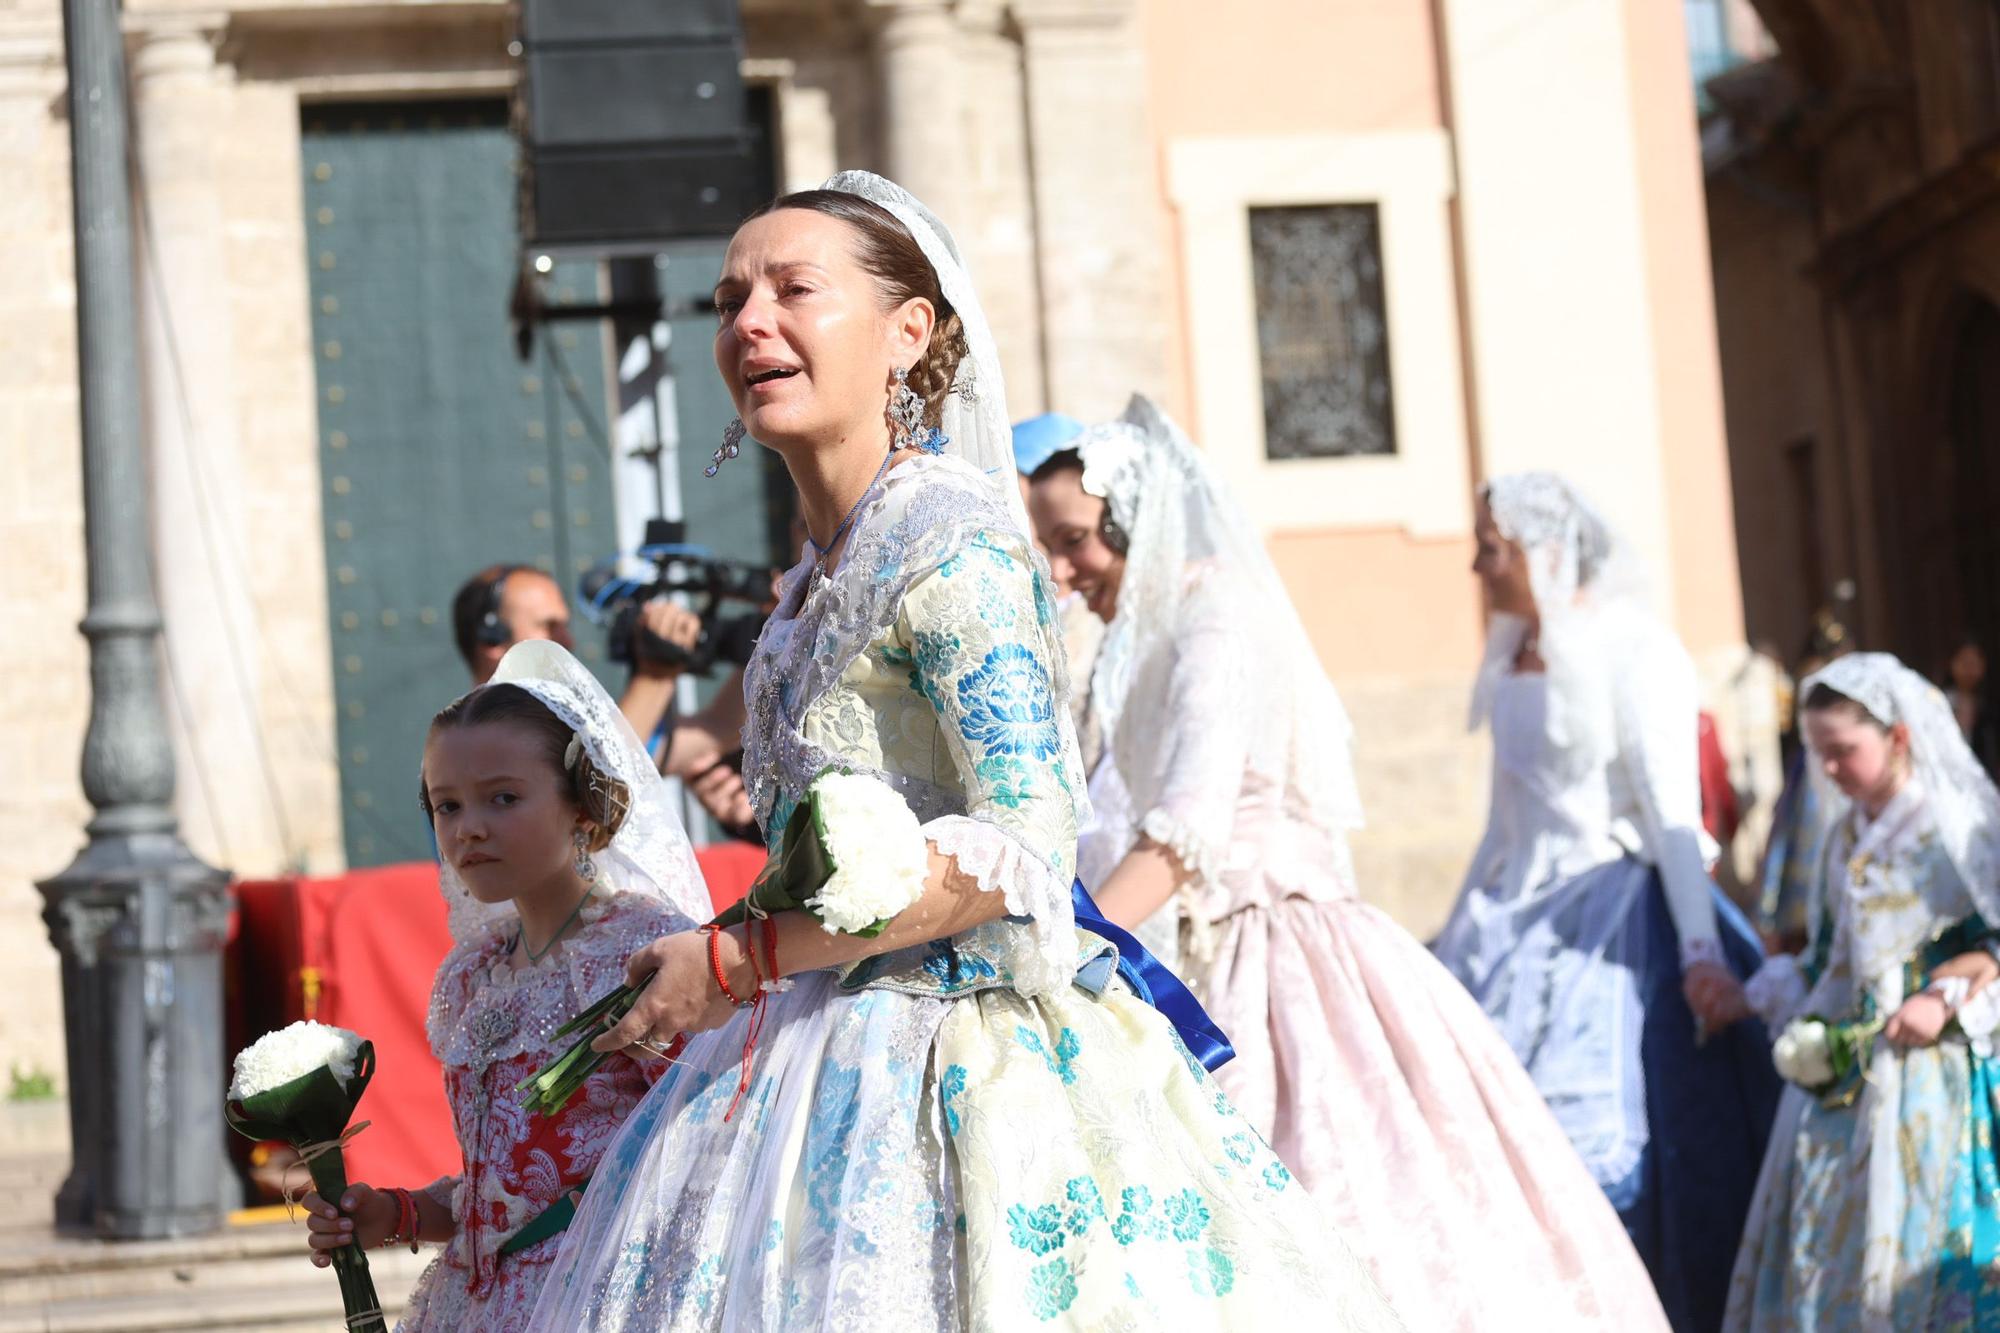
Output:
[741, 457, 1093, 1000]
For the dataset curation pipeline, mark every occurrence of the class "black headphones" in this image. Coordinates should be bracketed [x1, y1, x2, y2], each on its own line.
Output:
[475, 565, 528, 647]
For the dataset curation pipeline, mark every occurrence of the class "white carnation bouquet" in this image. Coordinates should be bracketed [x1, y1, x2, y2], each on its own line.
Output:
[522, 770, 928, 1116]
[1771, 1012, 1882, 1103]
[225, 1021, 384, 1333]
[776, 770, 930, 936]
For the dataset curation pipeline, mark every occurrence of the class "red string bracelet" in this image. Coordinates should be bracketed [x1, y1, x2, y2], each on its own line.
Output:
[384, 1186, 415, 1252]
[759, 917, 780, 990]
[700, 924, 750, 1007]
[741, 921, 763, 993]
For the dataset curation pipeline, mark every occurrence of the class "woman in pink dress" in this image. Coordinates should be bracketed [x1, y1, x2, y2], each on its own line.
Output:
[1025, 397, 1669, 1332]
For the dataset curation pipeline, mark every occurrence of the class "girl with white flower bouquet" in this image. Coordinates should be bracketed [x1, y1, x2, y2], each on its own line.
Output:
[228, 1021, 384, 1332]
[1708, 654, 2000, 1329]
[522, 174, 1400, 1330]
[297, 640, 709, 1331]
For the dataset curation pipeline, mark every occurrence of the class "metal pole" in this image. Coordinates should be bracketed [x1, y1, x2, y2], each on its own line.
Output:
[40, 0, 230, 1239]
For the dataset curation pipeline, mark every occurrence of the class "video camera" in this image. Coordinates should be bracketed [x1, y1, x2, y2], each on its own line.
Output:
[578, 519, 772, 676]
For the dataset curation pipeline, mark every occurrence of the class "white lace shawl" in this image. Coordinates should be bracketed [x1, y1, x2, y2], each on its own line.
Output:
[1468, 472, 1720, 961]
[741, 455, 1088, 996]
[1077, 396, 1365, 933]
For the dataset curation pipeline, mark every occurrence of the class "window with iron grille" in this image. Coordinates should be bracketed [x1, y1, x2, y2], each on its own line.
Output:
[1248, 203, 1397, 459]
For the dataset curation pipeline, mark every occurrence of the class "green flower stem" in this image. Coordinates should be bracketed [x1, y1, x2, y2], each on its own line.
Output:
[302, 1148, 385, 1333]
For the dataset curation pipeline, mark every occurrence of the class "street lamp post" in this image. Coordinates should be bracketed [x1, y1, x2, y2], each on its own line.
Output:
[39, 0, 231, 1239]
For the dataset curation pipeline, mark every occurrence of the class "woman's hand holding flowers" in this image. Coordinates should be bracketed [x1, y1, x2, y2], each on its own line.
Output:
[592, 929, 751, 1055]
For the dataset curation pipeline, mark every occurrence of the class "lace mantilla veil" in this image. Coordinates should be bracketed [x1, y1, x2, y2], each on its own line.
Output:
[1075, 395, 1366, 888]
[434, 639, 711, 945]
[1472, 471, 1652, 776]
[1796, 652, 2000, 959]
[819, 170, 1029, 537]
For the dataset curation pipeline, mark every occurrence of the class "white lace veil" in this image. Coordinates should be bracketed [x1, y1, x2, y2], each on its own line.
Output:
[1078, 393, 1366, 848]
[432, 639, 711, 943]
[1471, 471, 1650, 775]
[819, 170, 1027, 536]
[1798, 652, 2000, 942]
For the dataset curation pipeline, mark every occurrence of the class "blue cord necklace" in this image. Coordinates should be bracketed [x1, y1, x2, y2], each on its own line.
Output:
[808, 444, 897, 584]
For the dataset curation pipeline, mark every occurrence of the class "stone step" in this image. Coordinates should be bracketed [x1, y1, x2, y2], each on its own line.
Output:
[0, 1222, 428, 1332]
[0, 1278, 418, 1333]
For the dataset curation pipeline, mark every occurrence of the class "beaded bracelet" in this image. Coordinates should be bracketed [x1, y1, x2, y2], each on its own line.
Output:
[379, 1187, 416, 1253]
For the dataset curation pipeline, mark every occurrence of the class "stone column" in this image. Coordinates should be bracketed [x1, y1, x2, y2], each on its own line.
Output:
[1013, 0, 1172, 419]
[129, 17, 281, 874]
[949, 0, 1045, 415]
[867, 0, 967, 224]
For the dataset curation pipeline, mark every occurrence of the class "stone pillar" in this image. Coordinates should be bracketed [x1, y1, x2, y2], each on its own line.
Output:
[129, 17, 282, 874]
[867, 0, 966, 225]
[952, 1, 1045, 415]
[1437, 0, 1683, 621]
[1013, 0, 1172, 420]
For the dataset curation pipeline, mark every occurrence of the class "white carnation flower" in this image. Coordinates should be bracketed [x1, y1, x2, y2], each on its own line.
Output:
[1772, 1019, 1834, 1087]
[230, 1020, 363, 1100]
[806, 772, 928, 935]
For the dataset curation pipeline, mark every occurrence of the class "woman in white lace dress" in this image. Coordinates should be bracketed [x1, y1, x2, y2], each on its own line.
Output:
[522, 173, 1398, 1330]
[1026, 401, 1670, 1332]
[1432, 472, 1780, 1331]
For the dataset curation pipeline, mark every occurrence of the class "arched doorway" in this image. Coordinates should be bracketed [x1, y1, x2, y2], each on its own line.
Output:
[1945, 300, 2000, 672]
[1888, 297, 2000, 680]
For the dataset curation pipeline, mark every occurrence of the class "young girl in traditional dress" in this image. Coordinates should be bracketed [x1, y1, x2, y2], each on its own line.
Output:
[1722, 653, 2000, 1330]
[300, 641, 709, 1330]
[1027, 401, 1670, 1332]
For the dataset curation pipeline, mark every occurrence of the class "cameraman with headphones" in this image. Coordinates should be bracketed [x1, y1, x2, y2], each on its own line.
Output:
[449, 564, 753, 833]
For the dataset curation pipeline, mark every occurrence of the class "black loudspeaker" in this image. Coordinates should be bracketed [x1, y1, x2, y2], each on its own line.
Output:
[517, 0, 763, 253]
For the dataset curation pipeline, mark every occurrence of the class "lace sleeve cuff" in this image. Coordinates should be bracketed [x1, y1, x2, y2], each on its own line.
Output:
[1957, 984, 2000, 1052]
[421, 1174, 460, 1223]
[925, 814, 1079, 998]
[1680, 936, 1726, 970]
[1138, 808, 1219, 893]
[1743, 955, 1808, 1030]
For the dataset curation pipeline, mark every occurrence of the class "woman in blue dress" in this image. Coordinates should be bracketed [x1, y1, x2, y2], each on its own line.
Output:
[1433, 471, 1779, 1330]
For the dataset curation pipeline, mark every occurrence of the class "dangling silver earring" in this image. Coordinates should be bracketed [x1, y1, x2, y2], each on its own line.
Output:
[887, 368, 925, 451]
[572, 827, 598, 883]
[705, 417, 746, 477]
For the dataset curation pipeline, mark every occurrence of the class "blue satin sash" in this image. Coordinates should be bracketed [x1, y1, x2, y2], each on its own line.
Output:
[1069, 879, 1234, 1072]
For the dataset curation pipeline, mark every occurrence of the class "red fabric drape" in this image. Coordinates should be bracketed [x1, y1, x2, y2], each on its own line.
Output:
[1697, 711, 1741, 849]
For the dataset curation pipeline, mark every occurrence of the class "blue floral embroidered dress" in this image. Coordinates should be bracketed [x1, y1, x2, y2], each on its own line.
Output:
[1726, 781, 2000, 1331]
[524, 456, 1396, 1332]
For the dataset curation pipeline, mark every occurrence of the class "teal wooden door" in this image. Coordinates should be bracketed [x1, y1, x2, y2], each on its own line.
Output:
[302, 101, 618, 867]
[654, 240, 789, 573]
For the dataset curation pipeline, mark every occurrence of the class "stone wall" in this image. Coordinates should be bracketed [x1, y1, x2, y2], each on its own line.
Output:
[0, 0, 82, 1090]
